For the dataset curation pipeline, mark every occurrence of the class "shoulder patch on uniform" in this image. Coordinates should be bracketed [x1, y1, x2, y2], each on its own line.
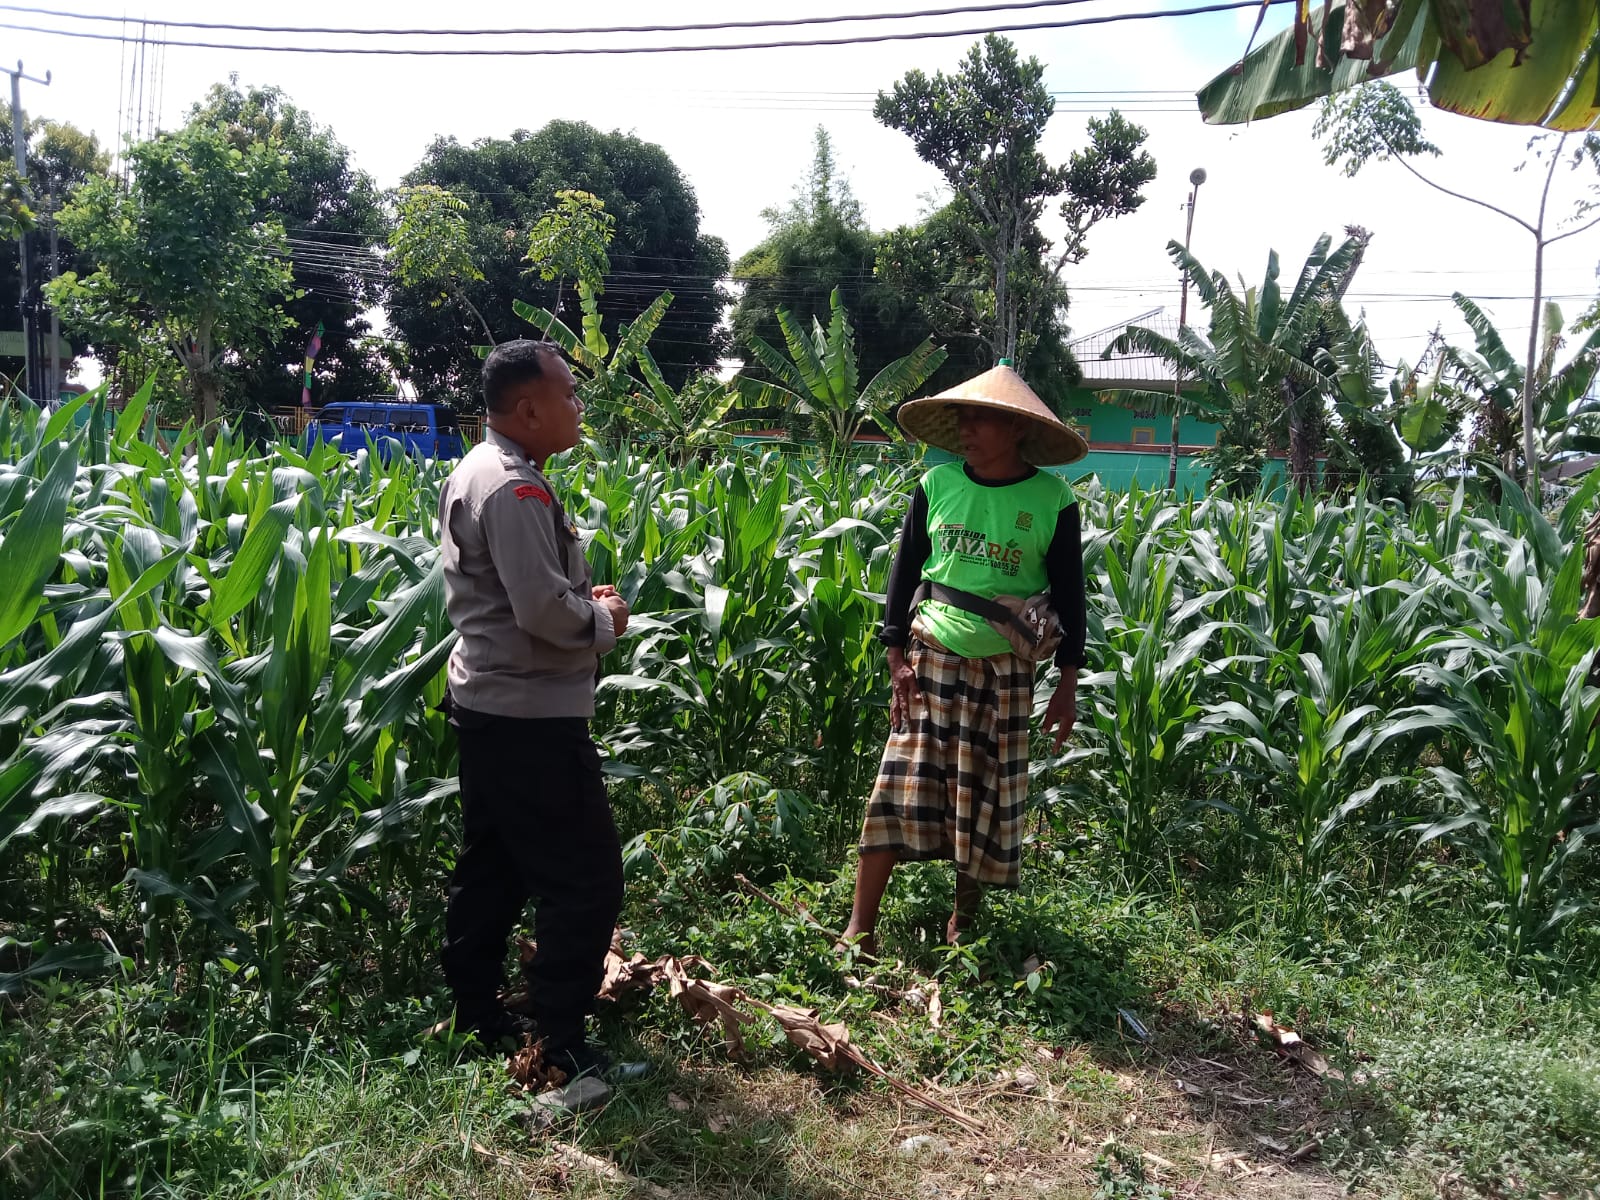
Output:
[513, 484, 552, 505]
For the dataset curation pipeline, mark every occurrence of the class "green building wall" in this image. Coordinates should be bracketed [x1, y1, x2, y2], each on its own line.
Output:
[729, 384, 1291, 499]
[1057, 386, 1219, 450]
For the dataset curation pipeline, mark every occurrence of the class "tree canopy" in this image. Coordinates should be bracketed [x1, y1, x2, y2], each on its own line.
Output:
[46, 124, 296, 428]
[731, 129, 931, 387]
[186, 79, 390, 409]
[875, 35, 1156, 376]
[387, 121, 730, 403]
[0, 106, 110, 384]
[875, 195, 1080, 410]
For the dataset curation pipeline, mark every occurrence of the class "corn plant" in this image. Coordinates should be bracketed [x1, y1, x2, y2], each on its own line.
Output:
[1191, 589, 1445, 926]
[1070, 536, 1228, 870]
[9, 374, 1600, 1007]
[786, 457, 907, 852]
[571, 447, 909, 851]
[629, 458, 802, 782]
[0, 390, 457, 1021]
[1405, 493, 1600, 955]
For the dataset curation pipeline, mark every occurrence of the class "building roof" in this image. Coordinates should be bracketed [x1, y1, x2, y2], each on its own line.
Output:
[1543, 453, 1600, 484]
[1068, 308, 1184, 388]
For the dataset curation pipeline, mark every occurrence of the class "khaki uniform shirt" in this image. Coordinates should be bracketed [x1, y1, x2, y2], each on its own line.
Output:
[439, 427, 616, 718]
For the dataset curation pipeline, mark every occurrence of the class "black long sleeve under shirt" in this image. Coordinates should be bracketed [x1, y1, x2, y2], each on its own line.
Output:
[880, 466, 1088, 670]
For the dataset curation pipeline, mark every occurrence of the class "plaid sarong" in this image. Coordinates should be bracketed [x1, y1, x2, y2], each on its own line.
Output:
[858, 633, 1036, 886]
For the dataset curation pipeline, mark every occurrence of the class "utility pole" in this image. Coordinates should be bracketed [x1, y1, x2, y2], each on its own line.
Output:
[1167, 167, 1205, 492]
[46, 187, 59, 402]
[5, 59, 51, 401]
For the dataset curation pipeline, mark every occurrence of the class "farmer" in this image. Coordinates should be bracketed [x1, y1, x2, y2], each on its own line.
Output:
[437, 339, 629, 1078]
[837, 360, 1088, 956]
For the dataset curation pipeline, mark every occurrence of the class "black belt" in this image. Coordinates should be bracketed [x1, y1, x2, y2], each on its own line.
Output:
[911, 581, 1040, 647]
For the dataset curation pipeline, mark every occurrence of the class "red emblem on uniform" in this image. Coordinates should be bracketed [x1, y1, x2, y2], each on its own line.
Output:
[514, 484, 552, 505]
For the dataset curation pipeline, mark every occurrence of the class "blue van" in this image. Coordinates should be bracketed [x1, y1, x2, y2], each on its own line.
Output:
[306, 400, 466, 461]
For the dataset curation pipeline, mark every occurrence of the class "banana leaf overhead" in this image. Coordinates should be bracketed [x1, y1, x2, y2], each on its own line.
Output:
[1197, 0, 1600, 131]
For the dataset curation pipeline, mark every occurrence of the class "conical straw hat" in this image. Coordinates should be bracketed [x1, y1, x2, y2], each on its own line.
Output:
[896, 361, 1088, 466]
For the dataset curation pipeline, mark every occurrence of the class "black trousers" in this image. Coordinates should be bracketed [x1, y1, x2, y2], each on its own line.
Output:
[441, 704, 623, 1045]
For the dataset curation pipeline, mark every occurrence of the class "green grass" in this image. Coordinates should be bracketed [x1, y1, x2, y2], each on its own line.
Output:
[6, 851, 1598, 1199]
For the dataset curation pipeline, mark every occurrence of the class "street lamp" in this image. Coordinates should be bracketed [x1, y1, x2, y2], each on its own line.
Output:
[1167, 167, 1206, 491]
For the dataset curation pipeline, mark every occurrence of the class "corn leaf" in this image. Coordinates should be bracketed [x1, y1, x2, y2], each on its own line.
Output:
[205, 497, 300, 629]
[0, 438, 78, 649]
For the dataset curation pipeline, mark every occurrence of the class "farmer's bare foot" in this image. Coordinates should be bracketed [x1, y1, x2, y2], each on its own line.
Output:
[948, 874, 981, 944]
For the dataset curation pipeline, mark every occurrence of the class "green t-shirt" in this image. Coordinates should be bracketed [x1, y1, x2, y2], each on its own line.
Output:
[916, 462, 1075, 658]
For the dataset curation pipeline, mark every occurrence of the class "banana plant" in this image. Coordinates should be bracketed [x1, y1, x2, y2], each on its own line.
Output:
[624, 352, 748, 468]
[1106, 234, 1367, 494]
[514, 289, 674, 446]
[738, 286, 945, 467]
[1442, 295, 1600, 488]
[1197, 0, 1600, 133]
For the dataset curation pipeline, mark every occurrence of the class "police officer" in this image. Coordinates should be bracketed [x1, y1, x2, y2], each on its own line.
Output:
[438, 339, 629, 1078]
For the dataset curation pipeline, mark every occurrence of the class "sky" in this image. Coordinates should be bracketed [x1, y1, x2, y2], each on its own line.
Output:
[3, 0, 1598, 380]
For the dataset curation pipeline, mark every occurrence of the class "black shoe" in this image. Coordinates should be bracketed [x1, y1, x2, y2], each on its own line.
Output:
[466, 1010, 539, 1054]
[546, 1039, 654, 1084]
[544, 1039, 613, 1081]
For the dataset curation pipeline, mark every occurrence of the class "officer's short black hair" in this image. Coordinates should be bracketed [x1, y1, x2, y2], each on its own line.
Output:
[482, 339, 561, 413]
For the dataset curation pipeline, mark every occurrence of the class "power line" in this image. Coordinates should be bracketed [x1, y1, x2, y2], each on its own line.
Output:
[0, 1, 1294, 57]
[569, 86, 1200, 96]
[660, 102, 1205, 112]
[120, 15, 137, 159]
[280, 240, 1600, 304]
[0, 0, 1201, 37]
[283, 269, 1598, 312]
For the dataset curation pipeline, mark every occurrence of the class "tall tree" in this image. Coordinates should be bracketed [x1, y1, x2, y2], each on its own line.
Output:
[875, 196, 1078, 410]
[526, 189, 614, 304]
[874, 35, 1156, 370]
[187, 79, 389, 409]
[46, 125, 295, 428]
[526, 187, 616, 351]
[387, 121, 730, 403]
[0, 107, 110, 386]
[1315, 80, 1600, 502]
[731, 128, 929, 385]
[0, 164, 30, 243]
[388, 185, 492, 345]
[19, 114, 111, 201]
